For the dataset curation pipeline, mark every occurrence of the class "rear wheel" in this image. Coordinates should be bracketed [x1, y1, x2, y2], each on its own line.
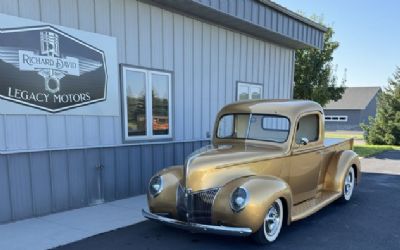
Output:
[340, 167, 355, 202]
[252, 198, 284, 244]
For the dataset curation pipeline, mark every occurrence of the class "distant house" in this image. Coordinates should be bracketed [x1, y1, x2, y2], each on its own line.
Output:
[324, 87, 381, 131]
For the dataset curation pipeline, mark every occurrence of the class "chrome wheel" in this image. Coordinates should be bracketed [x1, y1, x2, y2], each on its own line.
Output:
[343, 167, 355, 200]
[263, 199, 283, 242]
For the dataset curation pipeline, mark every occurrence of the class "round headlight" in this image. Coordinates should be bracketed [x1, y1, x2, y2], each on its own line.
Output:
[149, 175, 163, 197]
[230, 187, 249, 212]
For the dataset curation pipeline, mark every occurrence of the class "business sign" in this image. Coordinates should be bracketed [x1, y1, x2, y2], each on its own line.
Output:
[0, 25, 107, 112]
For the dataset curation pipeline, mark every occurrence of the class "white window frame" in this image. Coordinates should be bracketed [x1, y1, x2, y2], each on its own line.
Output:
[236, 82, 263, 101]
[121, 66, 173, 141]
[325, 115, 348, 122]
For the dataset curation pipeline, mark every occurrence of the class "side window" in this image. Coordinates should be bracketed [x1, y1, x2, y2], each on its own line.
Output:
[295, 114, 319, 144]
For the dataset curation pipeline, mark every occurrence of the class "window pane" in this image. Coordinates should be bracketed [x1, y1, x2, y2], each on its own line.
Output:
[217, 115, 234, 138]
[152, 73, 170, 135]
[295, 114, 319, 144]
[248, 115, 289, 142]
[238, 85, 249, 100]
[126, 70, 146, 136]
[250, 86, 262, 99]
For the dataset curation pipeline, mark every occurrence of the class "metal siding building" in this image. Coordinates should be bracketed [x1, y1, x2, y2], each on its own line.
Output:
[0, 0, 325, 223]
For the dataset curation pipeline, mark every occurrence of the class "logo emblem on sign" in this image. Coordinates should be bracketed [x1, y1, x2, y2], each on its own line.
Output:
[0, 26, 107, 112]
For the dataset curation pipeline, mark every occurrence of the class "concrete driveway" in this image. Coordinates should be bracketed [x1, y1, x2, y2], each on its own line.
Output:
[56, 150, 400, 250]
[361, 150, 400, 175]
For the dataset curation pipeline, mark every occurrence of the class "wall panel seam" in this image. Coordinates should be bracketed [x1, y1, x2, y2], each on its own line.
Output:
[191, 19, 195, 139]
[48, 151, 54, 212]
[108, 0, 112, 36]
[66, 150, 71, 209]
[3, 114, 8, 150]
[28, 153, 35, 216]
[113, 147, 117, 199]
[200, 22, 203, 138]
[64, 115, 69, 146]
[6, 154, 14, 220]
[83, 149, 89, 205]
[123, 0, 127, 63]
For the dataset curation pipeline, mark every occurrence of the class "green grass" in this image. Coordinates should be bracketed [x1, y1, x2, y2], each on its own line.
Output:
[325, 132, 364, 140]
[354, 145, 400, 157]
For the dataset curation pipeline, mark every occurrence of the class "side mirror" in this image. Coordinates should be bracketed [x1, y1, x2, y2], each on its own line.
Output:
[300, 137, 309, 145]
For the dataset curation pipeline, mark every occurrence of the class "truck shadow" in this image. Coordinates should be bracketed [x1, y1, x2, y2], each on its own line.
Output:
[367, 150, 400, 160]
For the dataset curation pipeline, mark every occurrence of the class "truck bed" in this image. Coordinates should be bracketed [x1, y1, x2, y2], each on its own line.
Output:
[324, 138, 354, 150]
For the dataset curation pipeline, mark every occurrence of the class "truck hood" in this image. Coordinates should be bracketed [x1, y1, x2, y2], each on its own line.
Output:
[183, 144, 285, 191]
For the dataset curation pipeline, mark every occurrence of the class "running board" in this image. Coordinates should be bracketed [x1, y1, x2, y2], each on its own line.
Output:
[291, 191, 342, 221]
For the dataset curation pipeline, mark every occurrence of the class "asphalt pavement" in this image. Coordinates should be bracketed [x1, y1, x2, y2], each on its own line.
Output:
[56, 172, 400, 250]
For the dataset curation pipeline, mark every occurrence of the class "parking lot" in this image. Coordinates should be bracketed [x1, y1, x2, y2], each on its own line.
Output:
[57, 170, 400, 250]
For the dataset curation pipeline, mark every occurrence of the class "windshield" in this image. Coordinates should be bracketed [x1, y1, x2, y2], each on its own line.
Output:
[217, 114, 290, 143]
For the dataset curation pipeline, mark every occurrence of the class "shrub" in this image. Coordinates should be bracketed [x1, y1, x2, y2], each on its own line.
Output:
[361, 67, 400, 145]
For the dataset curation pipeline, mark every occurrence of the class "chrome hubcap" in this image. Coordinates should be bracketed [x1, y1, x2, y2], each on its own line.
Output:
[265, 202, 280, 236]
[344, 168, 355, 200]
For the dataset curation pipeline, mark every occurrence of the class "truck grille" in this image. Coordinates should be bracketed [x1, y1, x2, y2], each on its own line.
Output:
[176, 185, 219, 225]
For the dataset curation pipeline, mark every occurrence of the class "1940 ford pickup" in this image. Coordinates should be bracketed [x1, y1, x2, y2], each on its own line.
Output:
[142, 100, 361, 244]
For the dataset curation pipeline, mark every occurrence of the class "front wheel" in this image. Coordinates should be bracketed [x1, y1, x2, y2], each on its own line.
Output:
[252, 198, 284, 244]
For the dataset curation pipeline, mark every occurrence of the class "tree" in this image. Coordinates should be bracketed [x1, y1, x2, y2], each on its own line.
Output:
[361, 67, 400, 145]
[293, 24, 346, 107]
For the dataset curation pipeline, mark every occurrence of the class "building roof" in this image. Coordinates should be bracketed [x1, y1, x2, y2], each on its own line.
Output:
[258, 0, 328, 32]
[143, 0, 327, 50]
[324, 87, 381, 110]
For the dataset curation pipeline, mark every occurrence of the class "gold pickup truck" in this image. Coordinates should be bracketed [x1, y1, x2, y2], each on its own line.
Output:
[142, 100, 361, 244]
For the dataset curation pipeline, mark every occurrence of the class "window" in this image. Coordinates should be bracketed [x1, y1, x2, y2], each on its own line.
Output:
[295, 114, 319, 144]
[325, 115, 348, 122]
[122, 66, 172, 140]
[217, 114, 290, 143]
[237, 82, 263, 101]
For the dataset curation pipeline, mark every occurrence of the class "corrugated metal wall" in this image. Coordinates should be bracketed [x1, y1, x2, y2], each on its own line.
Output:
[0, 140, 209, 223]
[0, 0, 294, 152]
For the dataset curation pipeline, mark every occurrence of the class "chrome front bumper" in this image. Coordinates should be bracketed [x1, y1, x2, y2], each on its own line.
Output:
[142, 209, 252, 237]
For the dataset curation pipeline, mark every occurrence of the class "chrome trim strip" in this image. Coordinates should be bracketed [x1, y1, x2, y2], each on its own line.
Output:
[142, 209, 252, 237]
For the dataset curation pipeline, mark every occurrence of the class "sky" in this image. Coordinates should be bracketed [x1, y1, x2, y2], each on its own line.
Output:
[276, 0, 400, 88]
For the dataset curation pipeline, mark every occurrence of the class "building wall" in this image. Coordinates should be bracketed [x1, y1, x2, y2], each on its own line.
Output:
[360, 93, 379, 125]
[324, 109, 362, 131]
[0, 0, 294, 153]
[0, 0, 296, 223]
[0, 140, 209, 223]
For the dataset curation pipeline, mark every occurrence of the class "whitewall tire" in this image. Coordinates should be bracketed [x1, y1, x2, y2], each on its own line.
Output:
[253, 198, 284, 244]
[341, 167, 355, 202]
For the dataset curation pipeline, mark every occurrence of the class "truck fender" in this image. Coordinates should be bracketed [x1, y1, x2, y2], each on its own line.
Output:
[147, 165, 182, 217]
[323, 150, 361, 193]
[212, 175, 293, 232]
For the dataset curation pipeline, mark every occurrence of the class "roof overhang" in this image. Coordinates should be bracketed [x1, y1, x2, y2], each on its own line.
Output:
[140, 0, 327, 50]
